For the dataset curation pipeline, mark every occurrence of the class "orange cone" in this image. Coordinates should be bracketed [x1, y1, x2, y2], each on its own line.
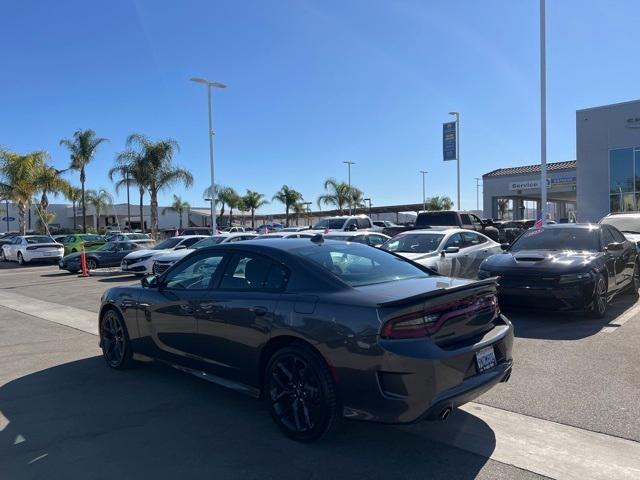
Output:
[80, 244, 89, 277]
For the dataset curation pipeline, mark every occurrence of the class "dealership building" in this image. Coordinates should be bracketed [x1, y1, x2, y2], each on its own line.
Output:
[483, 99, 640, 222]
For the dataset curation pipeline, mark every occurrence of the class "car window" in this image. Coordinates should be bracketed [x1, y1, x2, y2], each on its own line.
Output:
[461, 231, 485, 247]
[511, 227, 600, 252]
[357, 217, 371, 229]
[219, 253, 287, 291]
[26, 236, 54, 244]
[165, 253, 225, 290]
[444, 233, 463, 249]
[367, 235, 385, 247]
[66, 236, 75, 243]
[609, 226, 627, 243]
[460, 214, 472, 225]
[181, 237, 202, 247]
[601, 227, 616, 246]
[470, 214, 483, 226]
[382, 233, 445, 253]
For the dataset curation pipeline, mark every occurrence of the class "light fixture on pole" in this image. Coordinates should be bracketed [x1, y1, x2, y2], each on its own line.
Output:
[364, 197, 372, 217]
[191, 76, 226, 232]
[474, 177, 481, 211]
[343, 161, 356, 215]
[539, 0, 548, 224]
[419, 170, 428, 211]
[448, 112, 460, 210]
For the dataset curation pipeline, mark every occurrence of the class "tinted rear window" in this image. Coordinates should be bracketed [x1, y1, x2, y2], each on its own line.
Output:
[25, 236, 54, 244]
[417, 212, 457, 226]
[292, 242, 430, 287]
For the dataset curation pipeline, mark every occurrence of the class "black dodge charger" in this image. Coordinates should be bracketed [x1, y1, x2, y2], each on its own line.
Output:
[99, 238, 513, 441]
[479, 223, 639, 317]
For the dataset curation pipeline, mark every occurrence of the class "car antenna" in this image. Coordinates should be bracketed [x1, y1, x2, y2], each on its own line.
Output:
[310, 233, 324, 244]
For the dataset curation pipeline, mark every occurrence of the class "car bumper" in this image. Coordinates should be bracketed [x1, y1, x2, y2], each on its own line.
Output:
[121, 258, 153, 274]
[497, 279, 595, 311]
[25, 251, 63, 262]
[334, 314, 514, 424]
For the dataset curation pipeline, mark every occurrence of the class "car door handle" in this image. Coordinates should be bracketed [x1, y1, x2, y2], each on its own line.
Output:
[251, 306, 268, 316]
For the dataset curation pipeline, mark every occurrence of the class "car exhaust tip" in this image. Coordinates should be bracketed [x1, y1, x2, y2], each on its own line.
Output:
[502, 372, 511, 383]
[439, 407, 452, 421]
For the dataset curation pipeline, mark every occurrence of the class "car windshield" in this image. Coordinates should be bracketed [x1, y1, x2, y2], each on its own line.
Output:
[128, 233, 149, 240]
[191, 236, 227, 249]
[417, 212, 457, 226]
[25, 236, 54, 244]
[381, 233, 445, 253]
[81, 235, 103, 242]
[153, 238, 182, 250]
[601, 216, 640, 234]
[95, 242, 117, 252]
[293, 243, 430, 287]
[258, 235, 284, 239]
[313, 218, 347, 230]
[510, 227, 600, 252]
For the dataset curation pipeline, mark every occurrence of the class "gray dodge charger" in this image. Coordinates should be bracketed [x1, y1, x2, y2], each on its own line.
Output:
[99, 237, 513, 441]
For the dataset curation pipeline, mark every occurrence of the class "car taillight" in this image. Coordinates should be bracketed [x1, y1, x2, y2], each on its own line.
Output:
[381, 295, 499, 340]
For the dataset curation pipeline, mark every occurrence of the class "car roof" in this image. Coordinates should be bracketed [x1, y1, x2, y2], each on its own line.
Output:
[175, 235, 207, 239]
[604, 212, 640, 218]
[540, 223, 599, 229]
[324, 231, 385, 237]
[394, 228, 464, 235]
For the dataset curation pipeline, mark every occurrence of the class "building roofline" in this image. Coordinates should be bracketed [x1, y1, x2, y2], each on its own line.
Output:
[483, 160, 576, 178]
[576, 98, 640, 113]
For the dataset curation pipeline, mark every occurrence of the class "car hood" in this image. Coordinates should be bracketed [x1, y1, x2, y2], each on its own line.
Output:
[155, 249, 193, 262]
[482, 249, 601, 273]
[124, 249, 166, 260]
[61, 252, 82, 262]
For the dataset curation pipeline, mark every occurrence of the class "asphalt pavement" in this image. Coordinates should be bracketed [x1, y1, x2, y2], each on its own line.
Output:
[0, 261, 639, 479]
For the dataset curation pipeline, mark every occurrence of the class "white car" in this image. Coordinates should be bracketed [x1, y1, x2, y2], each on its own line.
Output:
[1, 235, 64, 265]
[256, 232, 315, 239]
[121, 235, 207, 275]
[152, 232, 259, 275]
[323, 231, 390, 247]
[381, 228, 503, 279]
[108, 232, 152, 243]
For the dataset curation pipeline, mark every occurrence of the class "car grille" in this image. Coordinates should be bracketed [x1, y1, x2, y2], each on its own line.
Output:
[153, 262, 171, 274]
[497, 272, 559, 288]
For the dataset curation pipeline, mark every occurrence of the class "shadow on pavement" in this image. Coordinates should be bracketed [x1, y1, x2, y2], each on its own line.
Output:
[0, 357, 495, 480]
[97, 275, 139, 283]
[505, 291, 638, 340]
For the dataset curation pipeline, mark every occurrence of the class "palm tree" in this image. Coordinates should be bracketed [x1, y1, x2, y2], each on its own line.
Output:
[273, 185, 303, 227]
[317, 178, 352, 214]
[60, 129, 108, 233]
[110, 150, 152, 233]
[34, 162, 71, 233]
[86, 188, 113, 232]
[291, 202, 307, 226]
[425, 196, 454, 211]
[0, 150, 47, 234]
[242, 190, 269, 228]
[225, 189, 241, 226]
[162, 194, 191, 229]
[64, 185, 83, 231]
[122, 134, 192, 237]
[348, 186, 366, 213]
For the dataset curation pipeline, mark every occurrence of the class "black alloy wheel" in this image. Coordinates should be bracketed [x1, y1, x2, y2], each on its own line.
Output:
[590, 273, 608, 318]
[86, 258, 98, 270]
[629, 261, 640, 296]
[264, 345, 341, 442]
[100, 309, 133, 369]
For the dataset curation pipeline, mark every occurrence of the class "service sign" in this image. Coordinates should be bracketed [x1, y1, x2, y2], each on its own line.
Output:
[443, 121, 457, 161]
[509, 176, 576, 191]
[509, 180, 540, 190]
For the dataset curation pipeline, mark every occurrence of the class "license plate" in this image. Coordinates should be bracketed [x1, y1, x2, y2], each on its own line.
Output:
[43, 252, 53, 256]
[476, 346, 497, 372]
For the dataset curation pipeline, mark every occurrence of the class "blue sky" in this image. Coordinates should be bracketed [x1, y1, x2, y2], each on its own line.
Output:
[1, 0, 639, 214]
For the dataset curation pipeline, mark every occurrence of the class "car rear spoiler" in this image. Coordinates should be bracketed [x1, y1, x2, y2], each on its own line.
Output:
[378, 277, 499, 308]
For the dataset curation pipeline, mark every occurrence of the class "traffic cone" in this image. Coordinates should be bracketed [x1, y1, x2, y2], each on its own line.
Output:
[80, 244, 89, 277]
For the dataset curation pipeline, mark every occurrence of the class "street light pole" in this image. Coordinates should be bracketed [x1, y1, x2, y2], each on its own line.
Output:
[303, 202, 312, 226]
[474, 177, 481, 211]
[539, 0, 548, 224]
[419, 170, 428, 211]
[449, 112, 460, 210]
[343, 161, 355, 215]
[191, 77, 226, 232]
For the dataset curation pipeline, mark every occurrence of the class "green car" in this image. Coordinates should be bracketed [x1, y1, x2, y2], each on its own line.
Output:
[61, 234, 106, 255]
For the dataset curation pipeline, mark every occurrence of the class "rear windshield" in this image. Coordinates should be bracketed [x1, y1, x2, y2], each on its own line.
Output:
[25, 236, 54, 244]
[381, 233, 445, 253]
[191, 236, 226, 249]
[313, 218, 347, 230]
[154, 238, 182, 250]
[323, 235, 353, 241]
[80, 235, 103, 242]
[510, 227, 600, 252]
[293, 243, 430, 287]
[417, 212, 457, 226]
[601, 216, 640, 234]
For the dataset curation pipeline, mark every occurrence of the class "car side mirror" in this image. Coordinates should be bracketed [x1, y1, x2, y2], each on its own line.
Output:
[175, 245, 186, 250]
[348, 224, 358, 231]
[441, 246, 460, 257]
[500, 243, 510, 251]
[141, 275, 159, 289]
[606, 242, 624, 251]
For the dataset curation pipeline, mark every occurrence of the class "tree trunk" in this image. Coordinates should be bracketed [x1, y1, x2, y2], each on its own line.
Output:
[251, 209, 255, 228]
[178, 208, 183, 230]
[72, 201, 77, 231]
[81, 168, 87, 233]
[219, 204, 225, 227]
[17, 201, 26, 235]
[229, 207, 233, 226]
[139, 188, 144, 233]
[285, 206, 289, 227]
[150, 189, 159, 238]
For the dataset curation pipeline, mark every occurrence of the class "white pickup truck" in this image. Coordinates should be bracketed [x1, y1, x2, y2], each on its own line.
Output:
[310, 215, 382, 233]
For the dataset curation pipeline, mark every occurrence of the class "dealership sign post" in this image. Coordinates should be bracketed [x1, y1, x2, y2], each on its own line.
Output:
[443, 116, 460, 208]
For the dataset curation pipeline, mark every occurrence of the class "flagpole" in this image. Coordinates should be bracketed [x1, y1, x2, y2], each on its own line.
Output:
[540, 0, 548, 224]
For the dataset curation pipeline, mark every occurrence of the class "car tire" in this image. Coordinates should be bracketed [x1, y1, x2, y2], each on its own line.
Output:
[590, 273, 608, 318]
[86, 258, 98, 270]
[0, 250, 5, 262]
[67, 269, 79, 274]
[99, 308, 134, 369]
[264, 344, 342, 442]
[17, 252, 26, 265]
[71, 248, 77, 253]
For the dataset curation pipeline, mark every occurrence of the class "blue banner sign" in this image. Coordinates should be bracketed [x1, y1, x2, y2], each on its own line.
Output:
[443, 121, 457, 161]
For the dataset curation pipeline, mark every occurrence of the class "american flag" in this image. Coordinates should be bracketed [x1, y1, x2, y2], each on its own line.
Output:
[534, 212, 543, 229]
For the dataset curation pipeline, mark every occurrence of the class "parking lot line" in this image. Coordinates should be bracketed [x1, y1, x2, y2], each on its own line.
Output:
[416, 403, 640, 480]
[601, 300, 640, 333]
[0, 289, 97, 335]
